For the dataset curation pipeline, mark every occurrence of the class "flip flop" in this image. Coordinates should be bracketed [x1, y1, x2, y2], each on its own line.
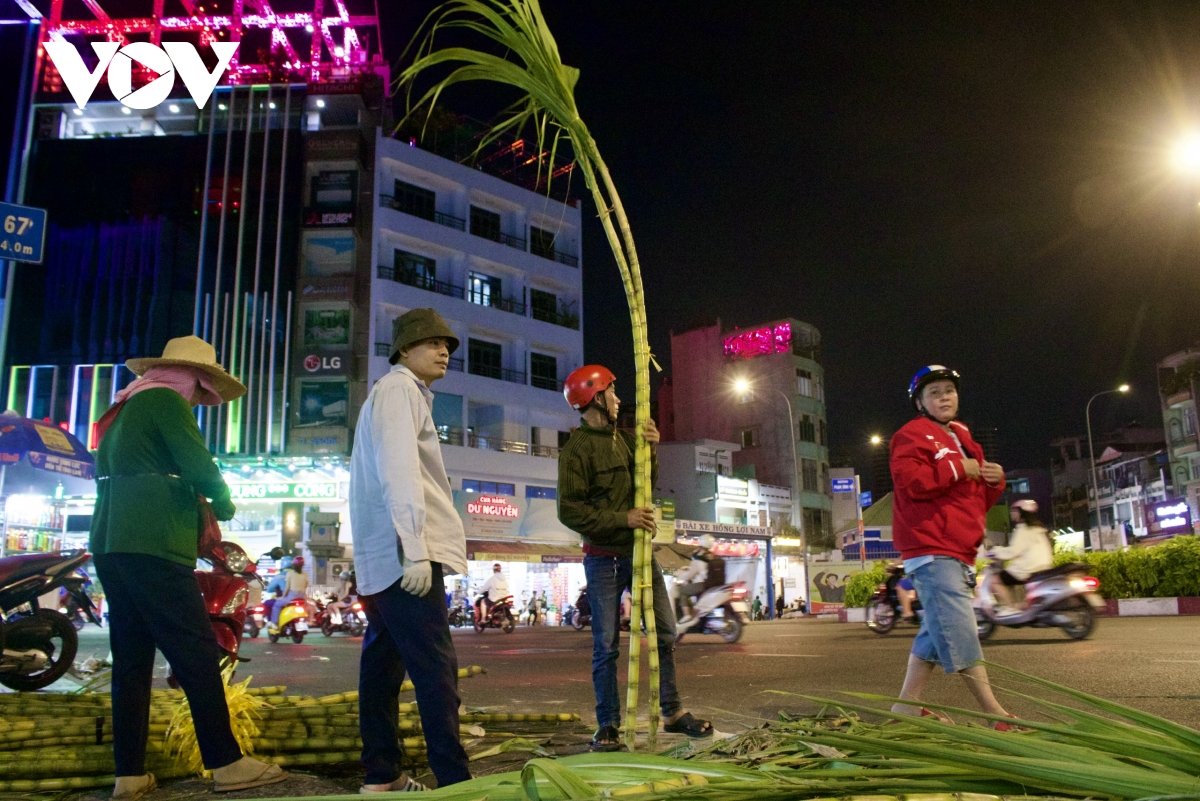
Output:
[993, 713, 1030, 733]
[112, 773, 156, 801]
[887, 707, 954, 725]
[663, 711, 713, 738]
[213, 763, 289, 793]
[589, 725, 623, 752]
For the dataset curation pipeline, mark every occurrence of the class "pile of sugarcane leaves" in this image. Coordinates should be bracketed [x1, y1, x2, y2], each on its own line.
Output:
[386, 663, 1198, 801]
[0, 664, 585, 794]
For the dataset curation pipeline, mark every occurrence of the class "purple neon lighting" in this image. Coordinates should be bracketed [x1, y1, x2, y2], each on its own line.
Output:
[723, 322, 792, 360]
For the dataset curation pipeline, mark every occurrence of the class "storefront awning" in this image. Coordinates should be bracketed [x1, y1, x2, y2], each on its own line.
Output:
[466, 540, 583, 564]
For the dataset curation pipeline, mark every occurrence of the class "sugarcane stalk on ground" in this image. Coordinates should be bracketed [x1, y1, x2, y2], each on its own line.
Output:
[398, 0, 661, 749]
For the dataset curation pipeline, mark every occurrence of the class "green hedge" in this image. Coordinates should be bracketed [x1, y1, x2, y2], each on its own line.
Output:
[843, 562, 888, 607]
[1055, 536, 1200, 599]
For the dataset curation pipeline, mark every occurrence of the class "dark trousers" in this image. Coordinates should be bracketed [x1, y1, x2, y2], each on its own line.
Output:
[94, 553, 243, 776]
[358, 563, 470, 788]
[583, 554, 681, 729]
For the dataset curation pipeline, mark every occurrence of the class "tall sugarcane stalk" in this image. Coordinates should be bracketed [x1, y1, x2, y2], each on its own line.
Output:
[396, 0, 660, 750]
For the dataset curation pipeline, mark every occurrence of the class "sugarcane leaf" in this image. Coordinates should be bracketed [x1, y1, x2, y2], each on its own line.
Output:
[519, 758, 598, 800]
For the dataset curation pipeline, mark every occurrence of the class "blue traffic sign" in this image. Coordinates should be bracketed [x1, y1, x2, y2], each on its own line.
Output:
[0, 202, 47, 264]
[860, 491, 873, 507]
[831, 477, 855, 493]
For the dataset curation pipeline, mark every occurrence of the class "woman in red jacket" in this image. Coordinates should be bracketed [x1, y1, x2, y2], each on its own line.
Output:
[888, 366, 1020, 729]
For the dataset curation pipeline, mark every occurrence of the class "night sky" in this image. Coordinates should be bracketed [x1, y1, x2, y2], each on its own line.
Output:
[7, 2, 1200, 477]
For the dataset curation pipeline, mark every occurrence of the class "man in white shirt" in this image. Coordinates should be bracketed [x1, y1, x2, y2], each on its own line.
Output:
[476, 563, 509, 620]
[349, 308, 470, 792]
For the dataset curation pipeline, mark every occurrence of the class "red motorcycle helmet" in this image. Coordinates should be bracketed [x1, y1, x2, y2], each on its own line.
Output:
[564, 365, 616, 410]
[291, 556, 305, 569]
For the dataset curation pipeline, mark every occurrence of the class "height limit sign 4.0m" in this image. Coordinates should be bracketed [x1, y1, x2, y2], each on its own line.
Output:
[0, 202, 47, 264]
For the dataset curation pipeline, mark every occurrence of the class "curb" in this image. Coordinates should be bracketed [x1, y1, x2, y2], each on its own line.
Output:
[837, 597, 1200, 623]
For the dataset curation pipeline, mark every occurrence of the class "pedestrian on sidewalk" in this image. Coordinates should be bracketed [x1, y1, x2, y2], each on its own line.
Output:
[349, 309, 471, 791]
[558, 365, 712, 751]
[888, 365, 1018, 729]
[90, 336, 288, 800]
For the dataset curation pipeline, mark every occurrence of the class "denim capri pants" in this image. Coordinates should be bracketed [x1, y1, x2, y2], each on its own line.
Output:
[908, 555, 984, 673]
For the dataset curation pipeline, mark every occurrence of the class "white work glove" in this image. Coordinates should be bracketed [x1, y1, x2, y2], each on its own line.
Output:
[400, 557, 433, 597]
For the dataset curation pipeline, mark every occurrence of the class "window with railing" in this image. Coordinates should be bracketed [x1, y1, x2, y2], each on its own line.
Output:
[394, 249, 435, 287]
[818, 419, 827, 447]
[462, 479, 515, 495]
[530, 288, 557, 323]
[470, 206, 501, 241]
[393, 180, 435, 221]
[468, 338, 503, 379]
[798, 414, 816, 443]
[1186, 406, 1197, 438]
[467, 271, 501, 307]
[797, 369, 812, 397]
[801, 458, 819, 493]
[530, 226, 556, 258]
[530, 352, 559, 391]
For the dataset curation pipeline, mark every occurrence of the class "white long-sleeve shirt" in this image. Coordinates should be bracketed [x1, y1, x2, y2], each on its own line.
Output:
[480, 573, 509, 602]
[992, 523, 1054, 581]
[349, 365, 467, 596]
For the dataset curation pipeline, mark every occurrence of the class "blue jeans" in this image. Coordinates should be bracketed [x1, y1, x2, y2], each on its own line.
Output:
[583, 554, 682, 729]
[94, 553, 243, 775]
[909, 556, 984, 673]
[271, 589, 304, 625]
[358, 563, 470, 788]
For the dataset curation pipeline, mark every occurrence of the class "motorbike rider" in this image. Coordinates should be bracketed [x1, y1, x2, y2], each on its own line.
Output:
[989, 499, 1054, 616]
[675, 535, 726, 626]
[325, 571, 358, 619]
[270, 556, 308, 628]
[897, 575, 918, 623]
[889, 365, 1019, 729]
[558, 364, 712, 750]
[476, 563, 509, 621]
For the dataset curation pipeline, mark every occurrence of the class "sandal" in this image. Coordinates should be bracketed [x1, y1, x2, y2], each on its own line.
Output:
[112, 773, 157, 801]
[589, 725, 623, 752]
[993, 713, 1029, 733]
[212, 762, 289, 793]
[663, 711, 713, 738]
[360, 775, 430, 793]
[887, 707, 954, 725]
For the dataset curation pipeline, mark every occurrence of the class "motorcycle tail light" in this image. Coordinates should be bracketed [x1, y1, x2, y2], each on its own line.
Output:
[877, 584, 887, 591]
[253, 606, 264, 613]
[352, 603, 362, 610]
[1083, 576, 1100, 590]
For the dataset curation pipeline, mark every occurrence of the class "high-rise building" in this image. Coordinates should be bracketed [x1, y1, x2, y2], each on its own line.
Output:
[658, 318, 832, 540]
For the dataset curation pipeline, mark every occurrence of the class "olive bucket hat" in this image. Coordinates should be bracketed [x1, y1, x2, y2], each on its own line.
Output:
[389, 308, 460, 365]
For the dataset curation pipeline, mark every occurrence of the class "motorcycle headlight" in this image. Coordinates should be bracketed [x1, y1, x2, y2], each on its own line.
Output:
[224, 549, 250, 573]
[222, 587, 249, 615]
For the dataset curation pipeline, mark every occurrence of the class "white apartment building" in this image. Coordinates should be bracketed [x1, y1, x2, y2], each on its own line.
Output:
[369, 131, 585, 529]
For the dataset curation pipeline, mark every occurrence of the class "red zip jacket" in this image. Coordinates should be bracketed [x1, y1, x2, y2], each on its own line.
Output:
[890, 417, 1005, 565]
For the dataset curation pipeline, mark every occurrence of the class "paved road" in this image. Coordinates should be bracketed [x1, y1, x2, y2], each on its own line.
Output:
[76, 614, 1200, 732]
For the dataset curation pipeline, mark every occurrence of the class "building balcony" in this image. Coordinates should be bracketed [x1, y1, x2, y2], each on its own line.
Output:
[373, 342, 463, 372]
[530, 241, 579, 267]
[436, 427, 559, 459]
[531, 374, 564, 392]
[1166, 389, 1193, 409]
[378, 194, 466, 231]
[467, 294, 527, 316]
[471, 227, 527, 252]
[468, 363, 527, 385]
[377, 265, 465, 300]
[531, 305, 580, 330]
[1174, 441, 1198, 457]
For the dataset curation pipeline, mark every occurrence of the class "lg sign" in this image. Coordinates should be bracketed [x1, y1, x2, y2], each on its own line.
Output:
[304, 355, 342, 373]
[44, 41, 239, 110]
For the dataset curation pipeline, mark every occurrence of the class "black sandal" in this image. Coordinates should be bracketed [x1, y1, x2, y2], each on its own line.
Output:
[663, 711, 713, 738]
[589, 725, 623, 752]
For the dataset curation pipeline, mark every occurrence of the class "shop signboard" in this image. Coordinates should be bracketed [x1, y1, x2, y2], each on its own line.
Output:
[301, 278, 354, 301]
[1146, 499, 1192, 536]
[677, 537, 760, 558]
[653, 497, 676, 543]
[717, 475, 749, 498]
[227, 481, 340, 501]
[467, 551, 583, 564]
[452, 491, 576, 543]
[722, 321, 792, 360]
[288, 428, 349, 454]
[295, 379, 349, 428]
[674, 519, 773, 539]
[304, 209, 354, 227]
[311, 170, 357, 209]
[303, 354, 346, 374]
[302, 303, 351, 348]
[302, 232, 356, 276]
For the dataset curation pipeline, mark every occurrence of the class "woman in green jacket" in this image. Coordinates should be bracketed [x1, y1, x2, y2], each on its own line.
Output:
[90, 337, 288, 799]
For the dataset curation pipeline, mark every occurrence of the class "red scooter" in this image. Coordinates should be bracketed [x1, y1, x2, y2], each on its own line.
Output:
[168, 541, 259, 686]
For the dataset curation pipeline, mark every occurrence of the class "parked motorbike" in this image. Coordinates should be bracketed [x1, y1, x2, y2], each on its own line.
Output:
[672, 581, 750, 644]
[60, 570, 99, 631]
[974, 559, 1102, 640]
[169, 541, 259, 687]
[320, 597, 365, 637]
[267, 597, 310, 643]
[473, 594, 516, 634]
[0, 549, 99, 690]
[866, 563, 923, 634]
[448, 601, 474, 628]
[569, 587, 592, 631]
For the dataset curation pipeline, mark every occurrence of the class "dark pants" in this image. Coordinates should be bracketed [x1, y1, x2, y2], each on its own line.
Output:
[358, 564, 470, 788]
[94, 553, 242, 776]
[583, 554, 681, 729]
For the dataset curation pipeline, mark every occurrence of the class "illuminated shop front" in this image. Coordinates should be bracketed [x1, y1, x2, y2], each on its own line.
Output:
[673, 519, 774, 606]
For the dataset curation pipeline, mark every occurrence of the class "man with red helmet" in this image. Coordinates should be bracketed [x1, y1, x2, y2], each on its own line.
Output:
[888, 365, 1019, 729]
[558, 366, 712, 751]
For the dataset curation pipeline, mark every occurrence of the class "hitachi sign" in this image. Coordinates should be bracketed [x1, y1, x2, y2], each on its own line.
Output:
[44, 41, 239, 110]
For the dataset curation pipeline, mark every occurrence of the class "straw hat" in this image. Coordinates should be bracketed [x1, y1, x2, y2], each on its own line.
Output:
[125, 336, 247, 402]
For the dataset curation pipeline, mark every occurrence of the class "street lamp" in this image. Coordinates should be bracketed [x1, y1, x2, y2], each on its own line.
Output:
[1175, 137, 1200, 173]
[869, 434, 883, 446]
[1086, 383, 1130, 550]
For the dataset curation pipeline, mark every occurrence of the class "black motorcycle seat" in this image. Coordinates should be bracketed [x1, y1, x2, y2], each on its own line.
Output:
[1026, 562, 1088, 582]
[0, 551, 80, 587]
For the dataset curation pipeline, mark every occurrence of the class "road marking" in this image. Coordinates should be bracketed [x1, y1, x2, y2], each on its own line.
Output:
[1154, 659, 1200, 663]
[491, 648, 575, 655]
[746, 653, 824, 658]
